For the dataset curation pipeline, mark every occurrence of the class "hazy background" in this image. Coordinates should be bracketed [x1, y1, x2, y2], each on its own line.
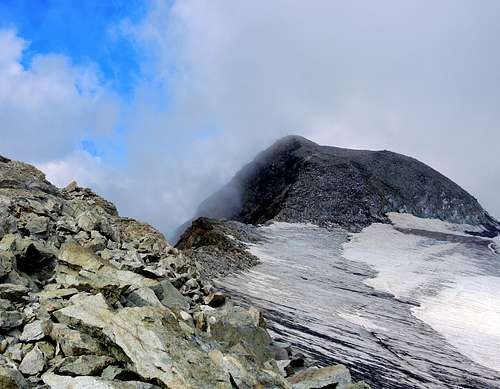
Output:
[1, 0, 499, 239]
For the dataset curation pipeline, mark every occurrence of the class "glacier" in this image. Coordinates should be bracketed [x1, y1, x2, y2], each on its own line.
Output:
[215, 214, 500, 388]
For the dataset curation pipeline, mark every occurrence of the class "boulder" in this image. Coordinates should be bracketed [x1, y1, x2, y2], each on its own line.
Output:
[19, 345, 45, 376]
[42, 372, 161, 389]
[0, 365, 30, 389]
[19, 319, 52, 342]
[35, 287, 79, 300]
[56, 355, 114, 376]
[0, 251, 14, 278]
[36, 341, 56, 359]
[124, 287, 164, 309]
[207, 304, 275, 365]
[204, 291, 226, 307]
[58, 241, 106, 271]
[0, 308, 24, 330]
[24, 215, 49, 235]
[288, 365, 352, 389]
[53, 293, 232, 387]
[0, 283, 29, 301]
[49, 323, 105, 356]
[101, 365, 140, 381]
[0, 234, 18, 252]
[152, 279, 190, 312]
[13, 238, 57, 281]
[76, 211, 99, 232]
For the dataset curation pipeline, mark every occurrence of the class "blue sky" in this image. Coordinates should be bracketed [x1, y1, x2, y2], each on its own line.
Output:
[0, 1, 499, 237]
[0, 0, 146, 96]
[0, 0, 150, 170]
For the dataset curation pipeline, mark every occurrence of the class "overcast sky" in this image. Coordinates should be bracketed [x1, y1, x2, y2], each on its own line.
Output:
[0, 0, 499, 238]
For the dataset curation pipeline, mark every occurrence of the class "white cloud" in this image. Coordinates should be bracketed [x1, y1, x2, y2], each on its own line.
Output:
[0, 29, 120, 162]
[36, 151, 105, 189]
[118, 0, 500, 235]
[2, 1, 500, 239]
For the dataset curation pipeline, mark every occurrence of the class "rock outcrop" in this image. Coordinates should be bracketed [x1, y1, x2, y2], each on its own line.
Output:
[194, 135, 499, 235]
[0, 155, 368, 388]
[176, 218, 261, 279]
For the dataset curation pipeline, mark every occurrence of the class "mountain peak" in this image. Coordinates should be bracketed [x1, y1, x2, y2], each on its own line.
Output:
[193, 137, 499, 235]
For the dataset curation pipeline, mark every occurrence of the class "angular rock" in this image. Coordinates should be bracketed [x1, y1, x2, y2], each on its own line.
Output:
[20, 320, 52, 342]
[25, 215, 49, 235]
[76, 211, 99, 232]
[5, 343, 25, 361]
[204, 291, 226, 307]
[15, 238, 56, 270]
[100, 365, 139, 381]
[0, 308, 24, 330]
[125, 287, 164, 309]
[56, 355, 114, 376]
[0, 234, 18, 252]
[42, 372, 161, 389]
[19, 345, 45, 376]
[0, 283, 29, 301]
[49, 323, 105, 356]
[208, 349, 289, 388]
[36, 341, 55, 359]
[0, 251, 14, 278]
[152, 279, 190, 312]
[35, 287, 79, 300]
[53, 293, 233, 387]
[0, 365, 30, 389]
[347, 382, 372, 389]
[58, 241, 105, 271]
[288, 365, 352, 389]
[207, 304, 275, 365]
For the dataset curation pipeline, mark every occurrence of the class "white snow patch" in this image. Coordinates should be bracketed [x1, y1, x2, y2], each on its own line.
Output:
[343, 217, 500, 372]
[343, 223, 477, 299]
[413, 276, 500, 372]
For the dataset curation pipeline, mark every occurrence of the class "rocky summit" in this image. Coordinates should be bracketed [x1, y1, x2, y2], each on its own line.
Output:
[194, 135, 499, 235]
[0, 155, 369, 388]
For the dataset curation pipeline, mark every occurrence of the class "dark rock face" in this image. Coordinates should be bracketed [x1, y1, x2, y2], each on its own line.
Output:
[196, 136, 499, 233]
[176, 217, 261, 278]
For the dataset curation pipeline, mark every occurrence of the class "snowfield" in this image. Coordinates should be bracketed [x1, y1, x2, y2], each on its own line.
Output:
[343, 214, 500, 372]
[216, 215, 500, 388]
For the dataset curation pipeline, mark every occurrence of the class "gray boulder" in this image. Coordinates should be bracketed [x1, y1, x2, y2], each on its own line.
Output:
[56, 355, 114, 376]
[19, 345, 45, 376]
[0, 365, 30, 389]
[19, 319, 52, 342]
[288, 365, 352, 389]
[42, 372, 161, 389]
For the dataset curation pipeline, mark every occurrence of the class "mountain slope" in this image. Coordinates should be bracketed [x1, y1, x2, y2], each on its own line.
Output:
[195, 135, 499, 234]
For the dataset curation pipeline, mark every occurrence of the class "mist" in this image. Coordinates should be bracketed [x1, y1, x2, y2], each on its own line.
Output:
[1, 0, 499, 240]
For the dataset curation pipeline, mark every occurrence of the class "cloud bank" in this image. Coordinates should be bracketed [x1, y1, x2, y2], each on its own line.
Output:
[1, 1, 499, 239]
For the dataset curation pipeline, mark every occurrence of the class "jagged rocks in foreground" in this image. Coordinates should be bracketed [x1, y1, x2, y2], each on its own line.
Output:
[195, 135, 499, 235]
[0, 156, 369, 388]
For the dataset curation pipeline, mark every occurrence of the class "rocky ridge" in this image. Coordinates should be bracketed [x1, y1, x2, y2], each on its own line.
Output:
[0, 155, 369, 388]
